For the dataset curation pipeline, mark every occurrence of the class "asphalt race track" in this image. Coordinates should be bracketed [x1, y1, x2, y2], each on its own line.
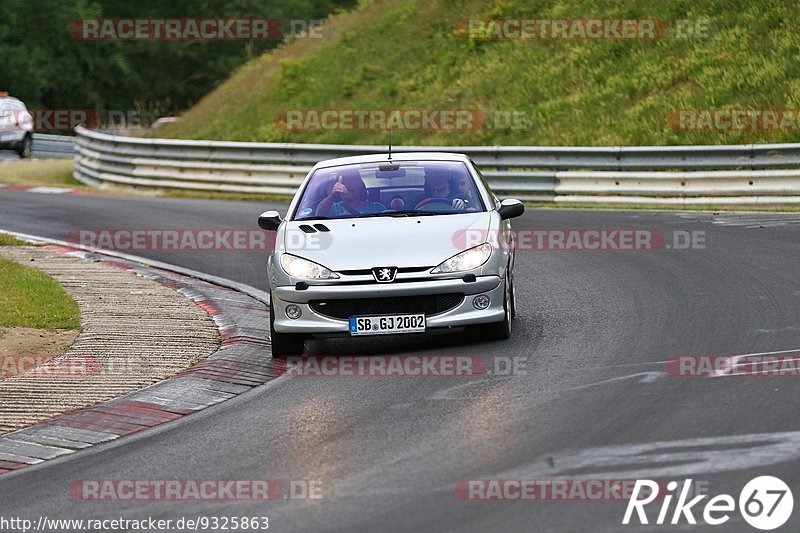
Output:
[3, 189, 800, 531]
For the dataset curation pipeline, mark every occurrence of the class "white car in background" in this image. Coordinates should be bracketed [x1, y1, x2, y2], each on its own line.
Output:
[0, 93, 33, 158]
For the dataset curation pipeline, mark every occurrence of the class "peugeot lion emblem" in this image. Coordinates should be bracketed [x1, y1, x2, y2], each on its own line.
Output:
[372, 267, 398, 283]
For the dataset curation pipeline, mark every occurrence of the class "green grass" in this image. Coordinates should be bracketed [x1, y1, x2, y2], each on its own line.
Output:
[161, 0, 800, 147]
[0, 234, 29, 246]
[0, 160, 81, 187]
[0, 256, 81, 329]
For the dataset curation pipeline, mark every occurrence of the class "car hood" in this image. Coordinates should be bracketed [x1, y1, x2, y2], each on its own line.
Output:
[282, 212, 491, 271]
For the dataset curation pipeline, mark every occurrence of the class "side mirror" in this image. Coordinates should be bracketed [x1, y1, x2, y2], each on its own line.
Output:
[498, 199, 524, 220]
[258, 210, 283, 231]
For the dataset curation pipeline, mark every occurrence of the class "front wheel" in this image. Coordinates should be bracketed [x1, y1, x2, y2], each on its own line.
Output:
[478, 274, 513, 341]
[17, 135, 31, 158]
[269, 296, 306, 357]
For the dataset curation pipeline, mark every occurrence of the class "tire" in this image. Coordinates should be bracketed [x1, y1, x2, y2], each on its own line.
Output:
[269, 295, 306, 357]
[479, 273, 513, 341]
[17, 135, 31, 159]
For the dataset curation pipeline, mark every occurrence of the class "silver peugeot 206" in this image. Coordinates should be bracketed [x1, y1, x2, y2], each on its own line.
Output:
[258, 152, 524, 356]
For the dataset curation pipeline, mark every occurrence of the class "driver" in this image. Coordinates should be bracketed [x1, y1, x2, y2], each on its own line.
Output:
[315, 168, 385, 217]
[414, 167, 466, 212]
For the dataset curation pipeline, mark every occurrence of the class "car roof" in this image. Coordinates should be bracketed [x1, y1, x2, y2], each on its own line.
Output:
[312, 152, 472, 170]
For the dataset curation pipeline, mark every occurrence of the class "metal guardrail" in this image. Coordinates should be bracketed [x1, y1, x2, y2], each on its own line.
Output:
[32, 133, 75, 159]
[73, 126, 800, 204]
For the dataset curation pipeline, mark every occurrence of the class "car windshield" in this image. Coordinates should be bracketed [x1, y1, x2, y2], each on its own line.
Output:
[292, 161, 485, 220]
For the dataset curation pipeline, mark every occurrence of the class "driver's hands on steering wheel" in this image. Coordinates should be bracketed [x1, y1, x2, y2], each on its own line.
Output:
[415, 197, 467, 211]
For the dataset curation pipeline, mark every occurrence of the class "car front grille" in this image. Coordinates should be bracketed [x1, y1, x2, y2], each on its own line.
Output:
[337, 266, 433, 276]
[309, 293, 464, 319]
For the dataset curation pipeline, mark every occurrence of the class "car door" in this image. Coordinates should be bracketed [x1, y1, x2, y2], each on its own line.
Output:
[0, 100, 24, 144]
[0, 100, 12, 144]
[7, 100, 31, 143]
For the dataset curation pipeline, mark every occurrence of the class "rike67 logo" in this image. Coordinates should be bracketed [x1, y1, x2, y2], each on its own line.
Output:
[623, 476, 793, 530]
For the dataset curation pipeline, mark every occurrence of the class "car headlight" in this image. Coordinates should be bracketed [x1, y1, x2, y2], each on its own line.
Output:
[431, 243, 493, 273]
[280, 254, 339, 279]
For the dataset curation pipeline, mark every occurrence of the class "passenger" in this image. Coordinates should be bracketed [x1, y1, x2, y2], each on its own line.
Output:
[451, 173, 478, 211]
[315, 168, 386, 217]
[415, 167, 466, 212]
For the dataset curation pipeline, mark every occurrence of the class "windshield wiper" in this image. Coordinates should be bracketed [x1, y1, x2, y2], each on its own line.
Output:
[294, 215, 334, 221]
[359, 210, 439, 218]
[297, 211, 441, 221]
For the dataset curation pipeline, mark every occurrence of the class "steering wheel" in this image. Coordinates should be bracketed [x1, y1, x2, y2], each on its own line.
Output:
[415, 197, 455, 211]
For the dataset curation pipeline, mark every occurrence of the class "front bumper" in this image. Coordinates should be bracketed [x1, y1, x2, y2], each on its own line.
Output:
[271, 275, 505, 335]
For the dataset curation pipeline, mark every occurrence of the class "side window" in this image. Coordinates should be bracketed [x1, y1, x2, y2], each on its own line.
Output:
[3, 101, 22, 119]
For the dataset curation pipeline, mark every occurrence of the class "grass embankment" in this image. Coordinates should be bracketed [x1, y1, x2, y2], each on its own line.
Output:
[0, 160, 289, 200]
[161, 0, 800, 147]
[9, 0, 800, 204]
[0, 234, 28, 246]
[0, 241, 80, 329]
[0, 159, 80, 187]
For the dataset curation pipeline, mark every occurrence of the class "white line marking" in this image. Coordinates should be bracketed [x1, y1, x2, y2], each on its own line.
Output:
[27, 186, 71, 194]
[494, 430, 800, 481]
[551, 371, 667, 394]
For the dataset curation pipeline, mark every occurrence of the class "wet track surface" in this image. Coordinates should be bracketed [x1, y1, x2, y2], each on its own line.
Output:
[2, 190, 800, 531]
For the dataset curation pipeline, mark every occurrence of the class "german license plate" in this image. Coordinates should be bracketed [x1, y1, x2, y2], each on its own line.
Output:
[349, 314, 426, 336]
